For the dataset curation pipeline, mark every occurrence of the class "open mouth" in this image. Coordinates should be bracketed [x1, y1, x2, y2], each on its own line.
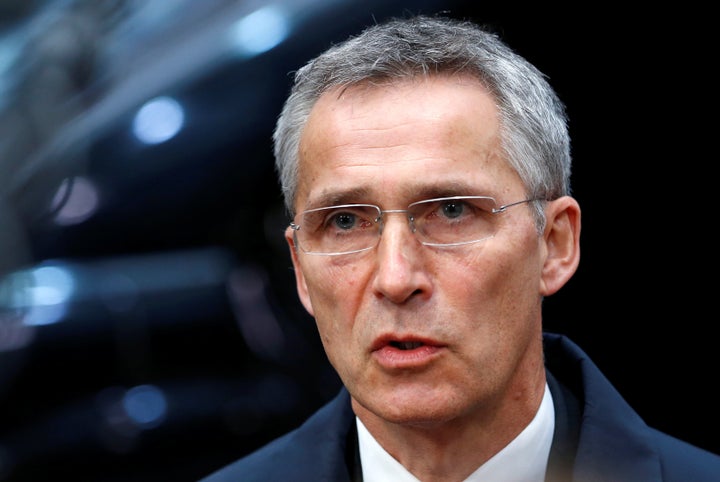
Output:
[389, 341, 424, 350]
[371, 337, 442, 367]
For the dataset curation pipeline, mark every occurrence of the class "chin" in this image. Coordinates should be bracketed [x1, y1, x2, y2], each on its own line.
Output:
[361, 390, 465, 425]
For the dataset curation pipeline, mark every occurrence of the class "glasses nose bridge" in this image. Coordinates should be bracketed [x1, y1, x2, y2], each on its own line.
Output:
[377, 208, 416, 234]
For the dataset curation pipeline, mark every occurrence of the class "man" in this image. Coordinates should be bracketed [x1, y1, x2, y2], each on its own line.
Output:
[202, 15, 720, 481]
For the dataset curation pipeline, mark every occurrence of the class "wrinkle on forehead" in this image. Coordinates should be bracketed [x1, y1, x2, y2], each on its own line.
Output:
[307, 74, 497, 146]
[296, 74, 512, 210]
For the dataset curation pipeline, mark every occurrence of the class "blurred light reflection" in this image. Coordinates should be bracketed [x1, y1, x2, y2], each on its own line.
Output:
[230, 5, 289, 57]
[132, 95, 184, 144]
[0, 263, 75, 326]
[122, 384, 167, 429]
[0, 248, 236, 329]
[51, 175, 100, 225]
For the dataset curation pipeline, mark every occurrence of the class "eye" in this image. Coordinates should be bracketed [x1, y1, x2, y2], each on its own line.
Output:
[320, 206, 376, 233]
[440, 200, 466, 219]
[331, 211, 358, 230]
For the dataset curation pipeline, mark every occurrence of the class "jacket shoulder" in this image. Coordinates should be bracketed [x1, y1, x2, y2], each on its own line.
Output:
[543, 332, 720, 480]
[199, 389, 354, 482]
[650, 428, 720, 481]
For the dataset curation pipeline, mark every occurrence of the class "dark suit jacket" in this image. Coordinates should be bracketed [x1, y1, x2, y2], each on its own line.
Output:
[200, 333, 720, 481]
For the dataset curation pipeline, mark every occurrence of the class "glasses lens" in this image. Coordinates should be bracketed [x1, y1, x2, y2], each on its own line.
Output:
[296, 204, 381, 254]
[409, 196, 498, 246]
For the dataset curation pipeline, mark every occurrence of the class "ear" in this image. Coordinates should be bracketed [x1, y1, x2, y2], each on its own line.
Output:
[285, 226, 315, 317]
[540, 196, 581, 296]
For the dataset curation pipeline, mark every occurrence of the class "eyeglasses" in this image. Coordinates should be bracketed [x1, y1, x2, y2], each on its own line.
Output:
[290, 196, 540, 256]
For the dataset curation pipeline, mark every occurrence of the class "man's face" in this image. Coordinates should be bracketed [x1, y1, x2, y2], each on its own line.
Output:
[286, 75, 551, 426]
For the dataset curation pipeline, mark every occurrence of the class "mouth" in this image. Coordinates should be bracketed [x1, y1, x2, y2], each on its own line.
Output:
[371, 333, 447, 371]
[389, 340, 425, 350]
[372, 334, 438, 351]
[371, 335, 444, 368]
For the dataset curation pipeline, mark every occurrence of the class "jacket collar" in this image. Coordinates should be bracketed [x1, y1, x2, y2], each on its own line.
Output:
[543, 332, 662, 481]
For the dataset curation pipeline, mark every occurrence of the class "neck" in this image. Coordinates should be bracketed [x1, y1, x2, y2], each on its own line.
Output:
[353, 363, 547, 482]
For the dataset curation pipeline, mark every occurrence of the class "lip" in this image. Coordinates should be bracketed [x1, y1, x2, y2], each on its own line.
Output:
[370, 334, 445, 369]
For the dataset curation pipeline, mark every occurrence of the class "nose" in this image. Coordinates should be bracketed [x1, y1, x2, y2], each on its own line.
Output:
[372, 211, 431, 304]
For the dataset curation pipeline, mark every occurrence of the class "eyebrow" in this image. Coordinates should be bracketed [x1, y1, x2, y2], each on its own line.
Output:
[410, 182, 483, 201]
[304, 181, 488, 209]
[305, 186, 373, 210]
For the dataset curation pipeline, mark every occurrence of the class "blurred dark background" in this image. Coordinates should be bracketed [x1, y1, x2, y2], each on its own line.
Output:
[0, 1, 715, 480]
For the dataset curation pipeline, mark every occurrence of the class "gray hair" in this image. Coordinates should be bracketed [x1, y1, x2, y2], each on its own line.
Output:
[273, 15, 571, 231]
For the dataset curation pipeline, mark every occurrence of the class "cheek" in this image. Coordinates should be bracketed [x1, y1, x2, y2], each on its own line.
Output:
[449, 239, 540, 314]
[491, 247, 542, 320]
[300, 261, 372, 379]
[300, 259, 370, 324]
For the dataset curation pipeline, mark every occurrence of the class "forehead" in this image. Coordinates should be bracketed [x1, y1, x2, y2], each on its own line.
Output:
[296, 75, 521, 209]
